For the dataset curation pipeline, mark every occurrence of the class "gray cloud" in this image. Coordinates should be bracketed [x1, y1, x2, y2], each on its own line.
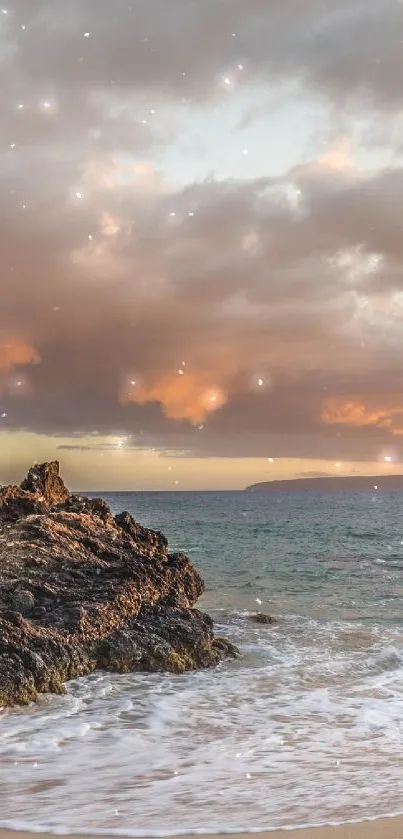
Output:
[1, 1, 403, 465]
[1, 156, 403, 460]
[5, 0, 403, 112]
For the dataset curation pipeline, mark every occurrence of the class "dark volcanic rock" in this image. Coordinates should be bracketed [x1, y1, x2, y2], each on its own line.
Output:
[12, 589, 35, 616]
[0, 485, 48, 522]
[0, 462, 238, 707]
[248, 612, 274, 625]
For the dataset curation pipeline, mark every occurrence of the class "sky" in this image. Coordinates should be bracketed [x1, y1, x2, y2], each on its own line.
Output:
[1, 0, 403, 490]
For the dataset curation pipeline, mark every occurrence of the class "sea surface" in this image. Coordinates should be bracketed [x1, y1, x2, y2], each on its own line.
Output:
[2, 489, 403, 835]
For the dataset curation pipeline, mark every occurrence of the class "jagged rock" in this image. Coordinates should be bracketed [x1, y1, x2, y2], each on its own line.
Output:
[0, 485, 48, 522]
[0, 462, 238, 707]
[20, 460, 69, 506]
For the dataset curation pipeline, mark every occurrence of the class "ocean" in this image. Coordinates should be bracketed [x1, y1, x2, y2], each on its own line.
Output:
[1, 489, 403, 835]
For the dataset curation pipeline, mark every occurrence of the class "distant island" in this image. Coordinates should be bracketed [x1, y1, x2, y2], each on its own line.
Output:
[245, 474, 403, 492]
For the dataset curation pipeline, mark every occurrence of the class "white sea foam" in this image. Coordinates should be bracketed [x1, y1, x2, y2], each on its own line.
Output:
[1, 615, 403, 835]
[1, 812, 403, 838]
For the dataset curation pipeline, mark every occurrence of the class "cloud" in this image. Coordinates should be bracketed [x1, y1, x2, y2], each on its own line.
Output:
[0, 336, 39, 372]
[121, 371, 228, 424]
[317, 138, 353, 173]
[0, 155, 402, 461]
[322, 397, 403, 436]
[57, 442, 152, 452]
[6, 0, 403, 113]
[1, 1, 403, 467]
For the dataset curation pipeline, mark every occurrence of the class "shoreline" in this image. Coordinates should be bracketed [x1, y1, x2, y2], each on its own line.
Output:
[2, 818, 403, 839]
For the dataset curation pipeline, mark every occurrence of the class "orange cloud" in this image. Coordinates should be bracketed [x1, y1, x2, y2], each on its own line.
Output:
[318, 138, 353, 173]
[120, 371, 228, 424]
[321, 396, 403, 435]
[0, 337, 39, 372]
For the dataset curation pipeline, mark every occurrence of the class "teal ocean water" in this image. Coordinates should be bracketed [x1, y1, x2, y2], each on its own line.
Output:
[1, 489, 403, 835]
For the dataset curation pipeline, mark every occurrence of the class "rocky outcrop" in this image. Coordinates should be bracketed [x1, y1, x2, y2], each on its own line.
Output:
[0, 462, 238, 708]
[20, 461, 70, 505]
[247, 613, 274, 625]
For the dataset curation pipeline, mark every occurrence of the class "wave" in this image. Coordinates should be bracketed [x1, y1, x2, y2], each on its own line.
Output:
[1, 810, 403, 837]
[363, 645, 403, 676]
[2, 617, 403, 834]
[345, 529, 381, 539]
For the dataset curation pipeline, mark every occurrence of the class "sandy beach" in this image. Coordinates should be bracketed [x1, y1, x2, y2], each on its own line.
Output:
[2, 820, 403, 839]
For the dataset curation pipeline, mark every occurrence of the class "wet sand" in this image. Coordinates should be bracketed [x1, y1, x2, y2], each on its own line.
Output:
[2, 818, 403, 839]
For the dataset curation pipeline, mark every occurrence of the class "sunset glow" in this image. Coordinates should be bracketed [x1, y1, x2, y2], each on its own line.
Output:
[1, 1, 403, 489]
